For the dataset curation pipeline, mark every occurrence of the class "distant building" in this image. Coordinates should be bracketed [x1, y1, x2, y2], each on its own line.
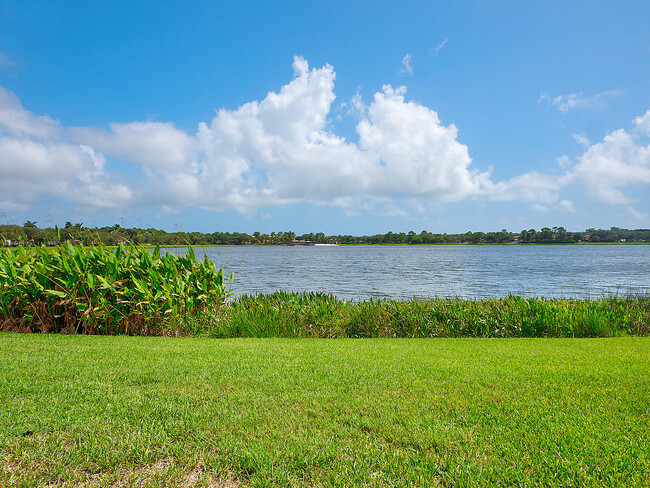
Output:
[288, 239, 315, 246]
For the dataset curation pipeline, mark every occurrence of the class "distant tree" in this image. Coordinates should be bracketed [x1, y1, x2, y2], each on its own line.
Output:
[469, 231, 485, 244]
[280, 231, 295, 244]
[484, 232, 497, 243]
[496, 229, 512, 243]
[23, 221, 37, 228]
[552, 226, 567, 242]
[0, 224, 22, 242]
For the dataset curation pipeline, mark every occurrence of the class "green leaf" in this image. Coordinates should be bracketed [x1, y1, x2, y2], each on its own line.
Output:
[44, 289, 67, 299]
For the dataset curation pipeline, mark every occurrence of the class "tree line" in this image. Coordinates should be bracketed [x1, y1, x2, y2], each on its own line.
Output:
[1, 222, 649, 247]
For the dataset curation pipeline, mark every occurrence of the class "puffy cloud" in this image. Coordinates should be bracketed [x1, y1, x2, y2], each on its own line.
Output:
[172, 57, 488, 209]
[485, 171, 570, 210]
[71, 122, 197, 171]
[0, 58, 497, 213]
[0, 87, 132, 208]
[500, 109, 650, 208]
[634, 109, 650, 136]
[569, 127, 650, 204]
[0, 86, 61, 139]
[0, 137, 132, 208]
[357, 85, 489, 200]
[1, 56, 647, 219]
[556, 199, 577, 213]
[192, 56, 352, 207]
[0, 138, 87, 180]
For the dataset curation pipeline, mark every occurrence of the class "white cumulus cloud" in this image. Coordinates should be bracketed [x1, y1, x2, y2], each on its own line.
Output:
[71, 122, 197, 171]
[1, 56, 648, 219]
[634, 109, 650, 136]
[504, 108, 650, 208]
[0, 137, 132, 208]
[569, 125, 650, 204]
[486, 171, 570, 209]
[0, 86, 132, 208]
[0, 86, 61, 139]
[144, 57, 490, 209]
[357, 85, 489, 200]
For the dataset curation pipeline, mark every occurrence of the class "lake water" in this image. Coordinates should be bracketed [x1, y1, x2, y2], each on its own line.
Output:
[167, 245, 650, 300]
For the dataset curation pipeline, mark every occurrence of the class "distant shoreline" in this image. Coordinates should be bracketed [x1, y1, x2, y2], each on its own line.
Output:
[145, 241, 650, 249]
[2, 241, 649, 250]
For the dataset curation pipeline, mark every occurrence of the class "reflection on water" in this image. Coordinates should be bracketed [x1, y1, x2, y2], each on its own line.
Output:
[165, 245, 650, 300]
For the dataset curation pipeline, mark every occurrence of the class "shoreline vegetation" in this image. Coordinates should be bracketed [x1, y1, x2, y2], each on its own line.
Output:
[208, 292, 650, 339]
[2, 222, 650, 247]
[1, 241, 648, 338]
[0, 242, 232, 336]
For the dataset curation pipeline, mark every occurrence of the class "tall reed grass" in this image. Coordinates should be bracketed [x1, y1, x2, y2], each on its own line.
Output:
[210, 292, 650, 338]
[0, 243, 231, 335]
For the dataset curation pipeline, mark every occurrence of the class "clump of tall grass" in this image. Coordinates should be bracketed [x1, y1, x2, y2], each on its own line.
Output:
[210, 292, 650, 338]
[0, 242, 231, 335]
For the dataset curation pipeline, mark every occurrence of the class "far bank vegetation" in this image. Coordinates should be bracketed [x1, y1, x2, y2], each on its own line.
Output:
[2, 220, 649, 247]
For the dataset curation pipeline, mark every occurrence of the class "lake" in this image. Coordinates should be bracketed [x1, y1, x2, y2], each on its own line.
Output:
[167, 244, 650, 300]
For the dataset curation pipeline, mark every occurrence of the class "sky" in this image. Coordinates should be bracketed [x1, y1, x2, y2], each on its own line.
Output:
[0, 0, 649, 235]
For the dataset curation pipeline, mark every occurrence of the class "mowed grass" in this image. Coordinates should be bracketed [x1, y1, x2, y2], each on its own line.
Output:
[1, 335, 648, 487]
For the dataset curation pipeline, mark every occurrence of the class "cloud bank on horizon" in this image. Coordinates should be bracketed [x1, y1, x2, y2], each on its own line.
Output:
[1, 56, 649, 218]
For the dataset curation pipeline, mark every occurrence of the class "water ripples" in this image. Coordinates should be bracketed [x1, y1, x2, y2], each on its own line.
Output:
[166, 245, 650, 300]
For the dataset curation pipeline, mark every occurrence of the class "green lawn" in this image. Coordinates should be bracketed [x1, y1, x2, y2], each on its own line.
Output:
[1, 335, 648, 487]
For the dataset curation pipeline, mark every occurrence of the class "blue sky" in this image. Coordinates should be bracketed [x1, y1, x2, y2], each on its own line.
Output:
[1, 0, 649, 234]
